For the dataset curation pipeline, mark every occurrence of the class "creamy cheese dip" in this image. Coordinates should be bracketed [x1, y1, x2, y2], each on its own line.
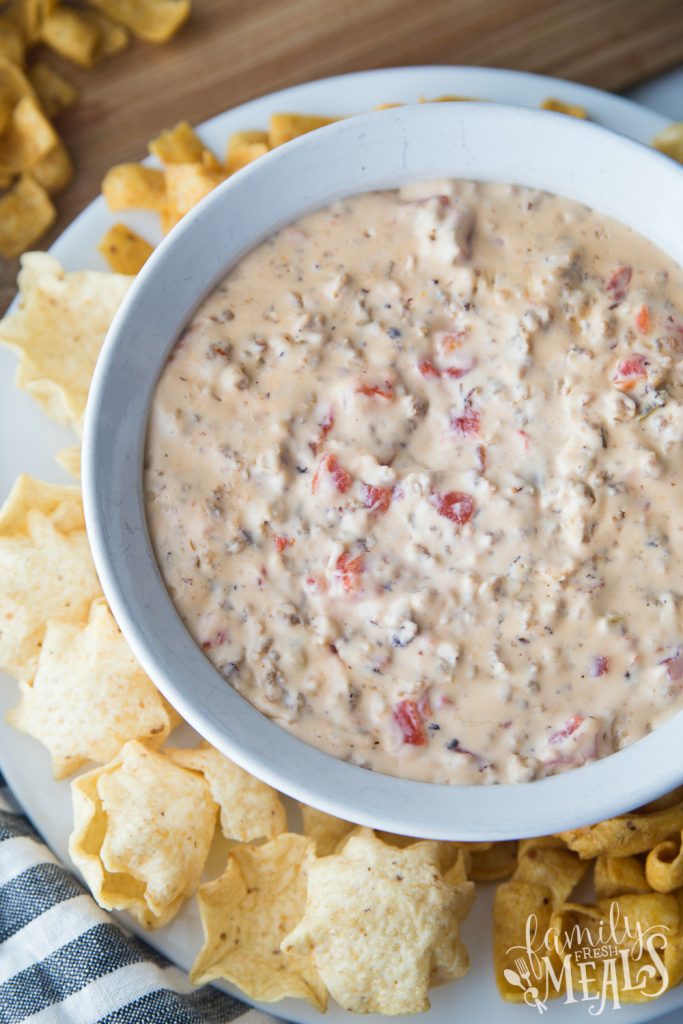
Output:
[145, 180, 683, 786]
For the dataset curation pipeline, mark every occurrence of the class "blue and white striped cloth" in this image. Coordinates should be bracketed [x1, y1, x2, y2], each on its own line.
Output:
[0, 772, 280, 1024]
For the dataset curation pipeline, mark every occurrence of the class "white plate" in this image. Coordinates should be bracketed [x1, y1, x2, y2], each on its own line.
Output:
[0, 66, 678, 1023]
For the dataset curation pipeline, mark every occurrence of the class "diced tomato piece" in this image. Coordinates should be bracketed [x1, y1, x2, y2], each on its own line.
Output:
[661, 650, 683, 682]
[202, 629, 226, 651]
[436, 329, 467, 354]
[613, 353, 648, 390]
[635, 304, 650, 335]
[549, 714, 585, 744]
[312, 452, 352, 494]
[361, 483, 391, 515]
[336, 552, 363, 593]
[442, 362, 474, 379]
[451, 410, 481, 436]
[393, 699, 427, 745]
[434, 491, 474, 526]
[356, 381, 394, 399]
[417, 358, 441, 378]
[590, 655, 610, 677]
[606, 266, 632, 303]
[518, 429, 531, 450]
[273, 534, 294, 553]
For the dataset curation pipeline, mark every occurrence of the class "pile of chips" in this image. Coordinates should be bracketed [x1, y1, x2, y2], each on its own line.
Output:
[0, 0, 191, 259]
[1, 98, 683, 1014]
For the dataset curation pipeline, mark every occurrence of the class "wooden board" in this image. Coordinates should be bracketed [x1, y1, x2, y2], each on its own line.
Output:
[1, 0, 683, 309]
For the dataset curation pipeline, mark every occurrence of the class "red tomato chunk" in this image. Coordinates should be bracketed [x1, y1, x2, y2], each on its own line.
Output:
[393, 699, 427, 745]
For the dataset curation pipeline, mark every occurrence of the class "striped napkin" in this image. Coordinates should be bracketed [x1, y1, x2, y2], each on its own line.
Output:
[0, 772, 280, 1024]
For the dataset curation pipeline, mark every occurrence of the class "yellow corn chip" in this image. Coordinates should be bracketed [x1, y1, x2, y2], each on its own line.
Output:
[168, 742, 286, 842]
[0, 252, 131, 431]
[148, 120, 206, 164]
[83, 9, 129, 57]
[0, 94, 57, 176]
[0, 15, 26, 64]
[268, 113, 337, 149]
[443, 847, 471, 887]
[28, 61, 78, 118]
[552, 894, 678, 1003]
[301, 802, 356, 851]
[300, 804, 354, 856]
[40, 6, 102, 67]
[191, 834, 327, 1008]
[559, 802, 683, 859]
[646, 832, 683, 893]
[283, 831, 473, 1014]
[163, 161, 225, 223]
[225, 130, 269, 173]
[494, 839, 587, 1003]
[31, 138, 73, 195]
[7, 0, 57, 44]
[98, 223, 153, 274]
[595, 854, 652, 899]
[0, 475, 101, 680]
[69, 740, 216, 928]
[541, 97, 588, 119]
[101, 163, 166, 212]
[0, 174, 55, 258]
[652, 122, 683, 165]
[469, 840, 518, 881]
[8, 599, 177, 778]
[494, 879, 561, 1003]
[56, 445, 81, 478]
[85, 0, 190, 44]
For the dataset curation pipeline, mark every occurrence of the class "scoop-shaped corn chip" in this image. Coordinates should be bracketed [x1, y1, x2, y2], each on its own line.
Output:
[552, 894, 679, 1003]
[646, 832, 683, 893]
[84, 10, 129, 57]
[163, 161, 226, 226]
[56, 446, 81, 478]
[168, 742, 286, 842]
[541, 97, 588, 119]
[300, 804, 354, 855]
[515, 843, 588, 905]
[191, 834, 327, 1008]
[652, 122, 683, 165]
[0, 15, 26, 64]
[0, 475, 101, 680]
[269, 113, 337, 149]
[494, 838, 587, 1003]
[0, 252, 131, 431]
[0, 94, 57, 176]
[494, 879, 560, 1003]
[40, 6, 101, 67]
[85, 0, 190, 44]
[469, 840, 518, 881]
[7, 0, 57, 45]
[595, 855, 651, 899]
[31, 138, 73, 195]
[8, 599, 177, 778]
[98, 223, 153, 274]
[283, 831, 473, 1014]
[0, 174, 55, 258]
[559, 802, 683, 859]
[225, 130, 269, 173]
[148, 121, 206, 164]
[101, 163, 166, 212]
[69, 740, 216, 929]
[28, 61, 78, 118]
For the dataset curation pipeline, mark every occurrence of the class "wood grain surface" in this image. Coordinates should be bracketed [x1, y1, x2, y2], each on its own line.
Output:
[2, 0, 682, 309]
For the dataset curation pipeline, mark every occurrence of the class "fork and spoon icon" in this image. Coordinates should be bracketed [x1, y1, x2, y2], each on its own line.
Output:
[504, 958, 549, 1013]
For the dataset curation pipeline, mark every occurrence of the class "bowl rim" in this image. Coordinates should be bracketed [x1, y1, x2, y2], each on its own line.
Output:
[82, 101, 683, 840]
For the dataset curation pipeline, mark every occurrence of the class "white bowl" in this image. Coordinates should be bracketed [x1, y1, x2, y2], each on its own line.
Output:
[83, 102, 683, 840]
